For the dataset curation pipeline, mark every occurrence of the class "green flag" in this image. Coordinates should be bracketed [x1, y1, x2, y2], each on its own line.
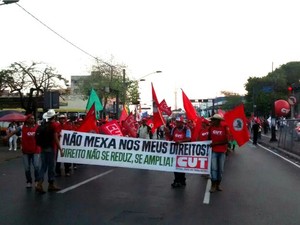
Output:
[86, 89, 103, 119]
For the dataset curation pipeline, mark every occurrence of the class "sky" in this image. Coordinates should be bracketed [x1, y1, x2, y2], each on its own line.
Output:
[1, 0, 300, 110]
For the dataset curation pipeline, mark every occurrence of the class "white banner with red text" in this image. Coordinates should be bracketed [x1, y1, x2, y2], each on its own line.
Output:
[57, 130, 212, 174]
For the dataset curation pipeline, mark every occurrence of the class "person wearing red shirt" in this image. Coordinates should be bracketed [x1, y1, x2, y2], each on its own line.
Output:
[21, 114, 40, 188]
[197, 118, 210, 141]
[55, 114, 73, 177]
[167, 117, 191, 188]
[164, 118, 175, 141]
[196, 118, 211, 179]
[209, 114, 230, 193]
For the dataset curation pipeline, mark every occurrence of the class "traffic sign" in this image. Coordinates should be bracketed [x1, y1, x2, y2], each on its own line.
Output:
[288, 96, 297, 106]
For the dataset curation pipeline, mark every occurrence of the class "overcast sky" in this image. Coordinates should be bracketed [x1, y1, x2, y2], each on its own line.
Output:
[1, 0, 300, 109]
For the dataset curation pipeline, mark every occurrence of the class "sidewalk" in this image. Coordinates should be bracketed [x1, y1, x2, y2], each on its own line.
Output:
[0, 144, 22, 164]
[258, 133, 300, 162]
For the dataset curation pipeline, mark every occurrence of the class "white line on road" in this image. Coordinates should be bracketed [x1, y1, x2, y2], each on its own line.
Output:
[57, 169, 114, 194]
[203, 179, 211, 204]
[258, 144, 300, 169]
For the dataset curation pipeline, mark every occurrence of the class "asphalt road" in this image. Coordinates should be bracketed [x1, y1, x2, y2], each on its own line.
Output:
[1, 141, 300, 225]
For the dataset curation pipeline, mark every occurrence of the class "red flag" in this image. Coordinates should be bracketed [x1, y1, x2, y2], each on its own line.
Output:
[151, 83, 165, 131]
[217, 109, 226, 117]
[76, 104, 98, 133]
[159, 99, 172, 116]
[145, 117, 156, 133]
[100, 119, 123, 136]
[122, 112, 138, 138]
[224, 104, 250, 147]
[119, 106, 129, 122]
[190, 117, 202, 141]
[182, 89, 198, 122]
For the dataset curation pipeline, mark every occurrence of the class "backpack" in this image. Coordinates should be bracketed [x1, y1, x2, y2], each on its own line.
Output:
[35, 122, 54, 148]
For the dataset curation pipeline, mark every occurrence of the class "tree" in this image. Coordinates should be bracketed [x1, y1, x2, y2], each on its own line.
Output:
[244, 61, 300, 118]
[76, 58, 138, 117]
[127, 80, 139, 104]
[0, 70, 13, 96]
[220, 91, 244, 111]
[1, 61, 69, 114]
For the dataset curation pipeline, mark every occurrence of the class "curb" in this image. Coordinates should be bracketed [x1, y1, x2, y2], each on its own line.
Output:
[259, 140, 300, 163]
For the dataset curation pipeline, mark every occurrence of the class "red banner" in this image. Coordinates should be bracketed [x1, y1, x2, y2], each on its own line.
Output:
[100, 120, 123, 136]
[122, 113, 138, 138]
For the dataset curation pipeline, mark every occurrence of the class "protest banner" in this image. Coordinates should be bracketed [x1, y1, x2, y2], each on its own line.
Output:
[58, 130, 212, 175]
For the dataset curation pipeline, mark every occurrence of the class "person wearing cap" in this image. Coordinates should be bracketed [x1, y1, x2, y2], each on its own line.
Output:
[195, 117, 210, 142]
[35, 109, 64, 193]
[164, 118, 175, 141]
[208, 113, 230, 193]
[21, 114, 41, 188]
[191, 117, 211, 179]
[169, 116, 191, 188]
[74, 117, 84, 131]
[55, 114, 73, 177]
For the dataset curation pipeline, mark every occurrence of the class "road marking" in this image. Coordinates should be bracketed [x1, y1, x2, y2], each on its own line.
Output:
[57, 169, 114, 194]
[258, 144, 300, 169]
[203, 179, 211, 204]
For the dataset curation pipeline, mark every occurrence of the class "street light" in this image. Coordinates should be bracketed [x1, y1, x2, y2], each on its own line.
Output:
[0, 0, 19, 5]
[138, 71, 162, 81]
[137, 71, 162, 114]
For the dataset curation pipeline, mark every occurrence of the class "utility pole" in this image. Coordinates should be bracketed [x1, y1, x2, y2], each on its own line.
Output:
[212, 98, 215, 115]
[123, 69, 126, 108]
[270, 83, 277, 142]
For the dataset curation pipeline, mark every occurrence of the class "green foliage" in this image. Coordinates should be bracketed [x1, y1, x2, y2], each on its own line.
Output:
[127, 80, 139, 104]
[220, 91, 244, 111]
[76, 61, 138, 110]
[244, 61, 300, 117]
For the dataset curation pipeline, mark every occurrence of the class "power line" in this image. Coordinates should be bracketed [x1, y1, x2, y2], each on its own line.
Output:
[15, 3, 112, 67]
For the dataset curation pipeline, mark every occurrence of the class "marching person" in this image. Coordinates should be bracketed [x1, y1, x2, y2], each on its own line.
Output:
[196, 117, 211, 179]
[21, 114, 41, 188]
[55, 114, 73, 177]
[208, 114, 230, 193]
[196, 117, 210, 141]
[166, 116, 191, 188]
[137, 118, 152, 139]
[35, 109, 64, 194]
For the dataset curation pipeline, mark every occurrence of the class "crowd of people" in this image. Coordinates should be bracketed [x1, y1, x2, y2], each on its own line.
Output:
[5, 109, 87, 193]
[162, 113, 232, 192]
[5, 108, 246, 194]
